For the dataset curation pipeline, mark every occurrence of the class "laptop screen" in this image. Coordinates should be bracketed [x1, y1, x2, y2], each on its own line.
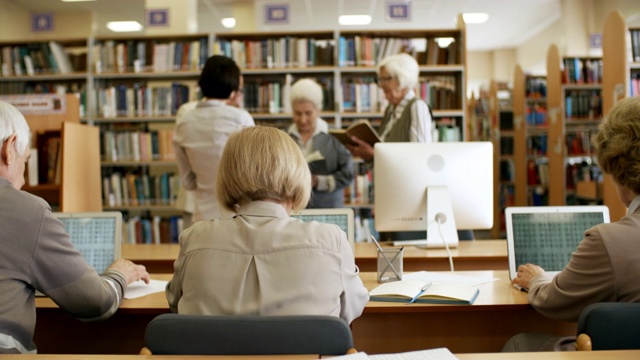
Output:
[54, 212, 123, 274]
[291, 208, 355, 254]
[506, 206, 609, 280]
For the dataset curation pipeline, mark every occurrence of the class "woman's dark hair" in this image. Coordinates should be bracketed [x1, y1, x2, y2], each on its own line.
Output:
[198, 55, 241, 99]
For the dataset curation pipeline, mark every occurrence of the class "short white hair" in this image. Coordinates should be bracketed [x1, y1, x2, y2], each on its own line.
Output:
[377, 53, 420, 90]
[289, 78, 323, 111]
[0, 101, 30, 156]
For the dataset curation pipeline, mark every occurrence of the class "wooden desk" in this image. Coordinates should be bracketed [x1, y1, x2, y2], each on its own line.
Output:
[3, 351, 640, 360]
[352, 271, 576, 354]
[122, 240, 508, 273]
[34, 271, 572, 355]
[456, 351, 640, 360]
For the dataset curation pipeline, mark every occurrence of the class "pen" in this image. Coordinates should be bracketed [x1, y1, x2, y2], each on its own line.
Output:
[408, 282, 433, 304]
[371, 235, 401, 279]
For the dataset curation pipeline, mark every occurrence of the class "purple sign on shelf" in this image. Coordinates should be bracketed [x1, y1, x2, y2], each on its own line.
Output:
[265, 4, 289, 24]
[31, 13, 53, 32]
[386, 1, 411, 22]
[147, 9, 169, 27]
[590, 33, 602, 49]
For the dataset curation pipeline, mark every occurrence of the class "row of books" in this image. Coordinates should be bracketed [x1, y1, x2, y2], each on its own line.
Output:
[122, 215, 184, 244]
[629, 29, 640, 63]
[214, 37, 335, 69]
[527, 159, 549, 187]
[566, 131, 595, 156]
[529, 185, 549, 206]
[527, 135, 548, 156]
[566, 161, 601, 191]
[526, 104, 547, 126]
[102, 129, 175, 163]
[629, 71, 640, 96]
[500, 159, 515, 182]
[92, 81, 198, 118]
[498, 184, 516, 231]
[1, 41, 84, 76]
[436, 124, 462, 142]
[92, 38, 209, 74]
[338, 36, 459, 67]
[344, 162, 373, 206]
[499, 111, 514, 131]
[102, 171, 179, 208]
[565, 90, 602, 119]
[562, 58, 603, 84]
[500, 137, 514, 156]
[525, 77, 547, 98]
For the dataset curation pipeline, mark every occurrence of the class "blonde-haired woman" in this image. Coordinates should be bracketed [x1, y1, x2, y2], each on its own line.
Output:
[287, 78, 354, 208]
[166, 126, 368, 324]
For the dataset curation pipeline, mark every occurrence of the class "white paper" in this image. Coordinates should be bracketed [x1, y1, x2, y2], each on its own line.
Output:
[403, 271, 497, 287]
[329, 348, 459, 360]
[124, 279, 168, 299]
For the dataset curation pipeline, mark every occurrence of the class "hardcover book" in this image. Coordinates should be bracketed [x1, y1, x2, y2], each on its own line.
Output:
[329, 120, 381, 147]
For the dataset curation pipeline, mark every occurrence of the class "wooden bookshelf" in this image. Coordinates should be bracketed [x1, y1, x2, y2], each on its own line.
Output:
[601, 10, 630, 221]
[8, 94, 101, 212]
[545, 44, 563, 206]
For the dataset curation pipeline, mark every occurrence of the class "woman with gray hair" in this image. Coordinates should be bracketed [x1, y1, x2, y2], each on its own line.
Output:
[347, 53, 433, 161]
[286, 78, 354, 208]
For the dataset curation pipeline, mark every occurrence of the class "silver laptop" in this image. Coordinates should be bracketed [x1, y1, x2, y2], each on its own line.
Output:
[291, 208, 355, 254]
[505, 206, 610, 285]
[53, 211, 123, 274]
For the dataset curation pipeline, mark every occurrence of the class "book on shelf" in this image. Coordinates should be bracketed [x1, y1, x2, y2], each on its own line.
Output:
[369, 279, 480, 305]
[329, 120, 381, 147]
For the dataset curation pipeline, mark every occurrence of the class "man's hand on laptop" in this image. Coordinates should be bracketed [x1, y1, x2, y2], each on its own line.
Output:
[512, 263, 545, 290]
[107, 259, 151, 285]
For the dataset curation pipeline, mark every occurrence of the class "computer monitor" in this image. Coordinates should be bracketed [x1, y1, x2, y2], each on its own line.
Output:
[374, 142, 494, 248]
[53, 211, 123, 274]
[291, 208, 355, 254]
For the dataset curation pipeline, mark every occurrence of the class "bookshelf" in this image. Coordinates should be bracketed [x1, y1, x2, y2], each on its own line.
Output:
[601, 10, 632, 222]
[0, 24, 468, 242]
[545, 44, 562, 206]
[559, 56, 603, 205]
[490, 81, 514, 238]
[512, 65, 549, 207]
[10, 94, 102, 212]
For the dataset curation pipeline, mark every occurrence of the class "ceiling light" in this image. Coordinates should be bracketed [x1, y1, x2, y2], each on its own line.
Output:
[339, 15, 372, 26]
[221, 17, 236, 29]
[106, 21, 144, 32]
[462, 13, 489, 24]
[61, 0, 96, 2]
[436, 37, 455, 48]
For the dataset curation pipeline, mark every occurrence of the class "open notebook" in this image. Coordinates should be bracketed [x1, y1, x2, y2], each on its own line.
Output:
[505, 206, 610, 283]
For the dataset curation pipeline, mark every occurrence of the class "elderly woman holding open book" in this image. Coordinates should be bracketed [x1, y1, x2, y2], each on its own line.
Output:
[286, 78, 354, 208]
[347, 53, 433, 161]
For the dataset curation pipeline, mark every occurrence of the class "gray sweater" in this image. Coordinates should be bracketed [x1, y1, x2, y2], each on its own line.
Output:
[0, 177, 126, 353]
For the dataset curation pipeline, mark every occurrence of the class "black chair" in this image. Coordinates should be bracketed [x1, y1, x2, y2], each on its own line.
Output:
[142, 314, 356, 355]
[576, 302, 640, 351]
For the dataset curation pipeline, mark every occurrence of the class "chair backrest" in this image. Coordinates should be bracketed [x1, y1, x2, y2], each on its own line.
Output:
[144, 314, 354, 355]
[577, 302, 640, 351]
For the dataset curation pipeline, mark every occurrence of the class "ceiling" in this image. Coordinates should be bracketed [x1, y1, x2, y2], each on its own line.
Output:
[8, 0, 565, 51]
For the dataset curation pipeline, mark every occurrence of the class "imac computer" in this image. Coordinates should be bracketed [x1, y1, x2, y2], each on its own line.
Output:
[374, 142, 494, 248]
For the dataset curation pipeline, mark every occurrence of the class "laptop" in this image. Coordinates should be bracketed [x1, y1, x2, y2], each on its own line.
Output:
[505, 206, 610, 287]
[53, 211, 123, 274]
[291, 208, 355, 254]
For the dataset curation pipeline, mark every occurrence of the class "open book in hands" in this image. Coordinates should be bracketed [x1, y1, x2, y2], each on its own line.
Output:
[369, 279, 480, 305]
[329, 120, 382, 147]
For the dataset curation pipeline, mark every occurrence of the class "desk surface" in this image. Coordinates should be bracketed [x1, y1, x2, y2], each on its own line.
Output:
[122, 239, 508, 273]
[3, 351, 640, 360]
[33, 271, 570, 355]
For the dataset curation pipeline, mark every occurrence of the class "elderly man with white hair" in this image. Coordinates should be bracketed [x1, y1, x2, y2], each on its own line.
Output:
[0, 101, 149, 354]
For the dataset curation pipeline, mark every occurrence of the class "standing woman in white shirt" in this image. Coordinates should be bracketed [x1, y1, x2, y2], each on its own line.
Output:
[346, 53, 433, 161]
[173, 55, 255, 222]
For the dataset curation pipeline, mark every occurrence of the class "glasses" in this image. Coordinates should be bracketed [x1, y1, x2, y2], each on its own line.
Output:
[376, 76, 395, 84]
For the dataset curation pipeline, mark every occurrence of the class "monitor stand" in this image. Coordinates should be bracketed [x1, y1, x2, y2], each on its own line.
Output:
[391, 185, 459, 248]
